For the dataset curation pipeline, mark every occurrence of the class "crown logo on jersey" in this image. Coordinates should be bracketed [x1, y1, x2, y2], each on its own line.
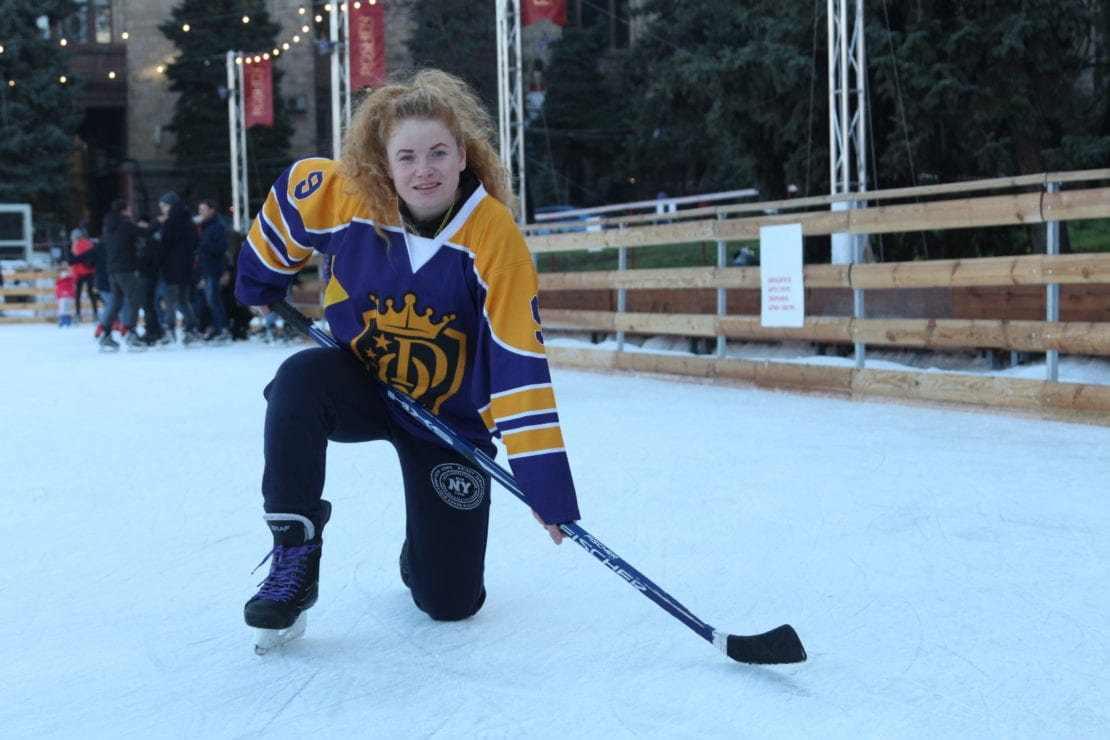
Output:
[371, 292, 456, 339]
[355, 292, 466, 415]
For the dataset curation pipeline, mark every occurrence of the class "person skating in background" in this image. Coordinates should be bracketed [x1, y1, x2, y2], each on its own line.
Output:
[157, 192, 200, 345]
[55, 264, 76, 327]
[91, 236, 113, 338]
[261, 309, 280, 342]
[96, 198, 149, 351]
[135, 214, 167, 345]
[196, 199, 232, 343]
[235, 68, 581, 652]
[221, 236, 258, 340]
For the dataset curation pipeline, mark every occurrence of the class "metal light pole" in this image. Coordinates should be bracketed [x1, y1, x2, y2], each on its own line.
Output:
[828, 0, 868, 262]
[496, 0, 526, 222]
[226, 51, 249, 233]
[828, 0, 869, 366]
[329, 2, 352, 158]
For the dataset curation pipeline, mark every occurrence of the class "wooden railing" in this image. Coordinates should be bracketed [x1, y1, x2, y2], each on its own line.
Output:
[0, 266, 326, 325]
[5, 171, 1108, 422]
[525, 169, 1110, 423]
[537, 254, 1110, 353]
[0, 270, 59, 323]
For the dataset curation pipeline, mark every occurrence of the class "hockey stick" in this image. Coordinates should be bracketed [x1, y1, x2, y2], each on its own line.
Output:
[269, 300, 807, 665]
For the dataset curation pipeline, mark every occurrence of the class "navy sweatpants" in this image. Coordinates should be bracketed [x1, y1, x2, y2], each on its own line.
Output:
[261, 347, 491, 621]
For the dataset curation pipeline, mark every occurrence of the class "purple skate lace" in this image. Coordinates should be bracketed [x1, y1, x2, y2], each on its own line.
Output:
[251, 543, 322, 602]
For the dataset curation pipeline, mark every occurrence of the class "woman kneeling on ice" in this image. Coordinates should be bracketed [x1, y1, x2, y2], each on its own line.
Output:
[235, 69, 581, 652]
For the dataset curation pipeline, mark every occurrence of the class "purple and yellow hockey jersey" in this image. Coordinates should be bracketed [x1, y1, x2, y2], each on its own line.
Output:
[235, 158, 580, 525]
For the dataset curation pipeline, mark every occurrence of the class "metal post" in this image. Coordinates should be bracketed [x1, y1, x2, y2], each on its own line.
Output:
[1046, 181, 1060, 381]
[716, 212, 727, 357]
[853, 0, 867, 200]
[829, 0, 867, 265]
[827, 0, 840, 198]
[616, 246, 627, 351]
[226, 51, 249, 233]
[835, 1, 849, 196]
[853, 233, 866, 368]
[329, 3, 348, 158]
[342, 5, 352, 128]
[237, 57, 248, 226]
[496, 0, 526, 223]
[227, 51, 240, 232]
[829, 0, 869, 365]
[496, 2, 509, 170]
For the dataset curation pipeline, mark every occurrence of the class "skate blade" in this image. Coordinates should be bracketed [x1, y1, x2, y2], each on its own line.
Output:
[253, 613, 307, 655]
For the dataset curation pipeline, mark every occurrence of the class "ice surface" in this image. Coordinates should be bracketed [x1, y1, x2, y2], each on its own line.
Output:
[2, 324, 1108, 738]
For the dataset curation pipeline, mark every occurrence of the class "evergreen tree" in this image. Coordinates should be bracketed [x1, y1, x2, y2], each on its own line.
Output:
[616, 1, 1108, 259]
[160, 0, 292, 213]
[0, 0, 82, 220]
[405, 0, 497, 110]
[617, 1, 823, 200]
[867, 1, 1108, 258]
[870, 1, 1108, 183]
[532, 26, 623, 206]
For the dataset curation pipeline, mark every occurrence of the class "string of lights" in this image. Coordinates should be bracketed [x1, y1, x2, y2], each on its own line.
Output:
[0, 2, 381, 86]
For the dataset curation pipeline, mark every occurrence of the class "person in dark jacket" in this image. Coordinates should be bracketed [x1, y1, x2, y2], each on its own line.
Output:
[96, 198, 148, 350]
[157, 192, 200, 344]
[90, 238, 112, 335]
[196, 199, 231, 343]
[135, 214, 166, 345]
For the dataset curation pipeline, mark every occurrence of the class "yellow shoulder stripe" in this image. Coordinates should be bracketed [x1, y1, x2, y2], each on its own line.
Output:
[490, 386, 556, 421]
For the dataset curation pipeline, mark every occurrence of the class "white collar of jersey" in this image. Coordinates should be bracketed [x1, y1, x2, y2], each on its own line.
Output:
[401, 183, 487, 272]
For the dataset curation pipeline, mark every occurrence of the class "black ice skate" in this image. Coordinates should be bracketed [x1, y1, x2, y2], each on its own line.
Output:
[124, 331, 147, 351]
[98, 333, 120, 352]
[245, 501, 331, 654]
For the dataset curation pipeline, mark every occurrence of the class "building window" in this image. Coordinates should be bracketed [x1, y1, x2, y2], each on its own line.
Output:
[93, 0, 113, 44]
[61, 0, 113, 45]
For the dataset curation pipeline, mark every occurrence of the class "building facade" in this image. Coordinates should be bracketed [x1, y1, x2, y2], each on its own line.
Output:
[56, 1, 634, 232]
[59, 1, 416, 233]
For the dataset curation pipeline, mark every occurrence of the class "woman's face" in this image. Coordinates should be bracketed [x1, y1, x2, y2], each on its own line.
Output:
[386, 118, 467, 221]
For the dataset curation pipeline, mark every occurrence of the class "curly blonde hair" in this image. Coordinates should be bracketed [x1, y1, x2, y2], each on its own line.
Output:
[339, 69, 516, 228]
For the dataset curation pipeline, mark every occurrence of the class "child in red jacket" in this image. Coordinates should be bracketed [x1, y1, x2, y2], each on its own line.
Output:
[55, 265, 76, 327]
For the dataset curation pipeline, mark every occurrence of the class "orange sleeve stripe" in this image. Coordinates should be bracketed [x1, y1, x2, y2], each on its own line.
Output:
[502, 425, 566, 457]
[478, 405, 496, 432]
[489, 385, 556, 421]
[261, 196, 314, 262]
[246, 221, 299, 274]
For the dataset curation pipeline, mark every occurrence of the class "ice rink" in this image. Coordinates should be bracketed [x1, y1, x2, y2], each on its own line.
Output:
[3, 323, 1108, 738]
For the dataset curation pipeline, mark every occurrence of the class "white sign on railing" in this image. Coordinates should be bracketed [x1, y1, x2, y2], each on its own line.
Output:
[759, 223, 805, 327]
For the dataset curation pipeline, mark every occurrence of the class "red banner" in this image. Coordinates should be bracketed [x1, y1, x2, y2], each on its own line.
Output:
[522, 0, 566, 27]
[243, 58, 274, 128]
[349, 1, 386, 91]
